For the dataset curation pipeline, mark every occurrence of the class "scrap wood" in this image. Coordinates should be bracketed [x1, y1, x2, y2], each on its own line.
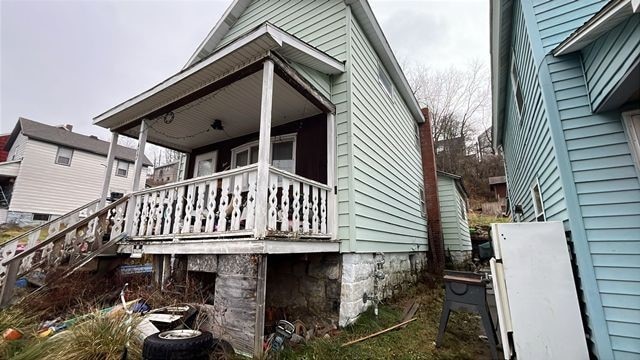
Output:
[400, 301, 420, 328]
[341, 318, 417, 347]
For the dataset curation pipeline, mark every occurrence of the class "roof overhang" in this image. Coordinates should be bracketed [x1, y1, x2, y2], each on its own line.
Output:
[94, 23, 343, 130]
[554, 0, 640, 56]
[183, 0, 425, 124]
[0, 160, 21, 177]
[490, 0, 514, 149]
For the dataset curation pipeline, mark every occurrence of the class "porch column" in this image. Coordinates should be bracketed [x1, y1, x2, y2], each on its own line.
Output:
[131, 120, 148, 193]
[254, 60, 275, 238]
[99, 131, 119, 209]
[124, 120, 148, 235]
[326, 113, 337, 239]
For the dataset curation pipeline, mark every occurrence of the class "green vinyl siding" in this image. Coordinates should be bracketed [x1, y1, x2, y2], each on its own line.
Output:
[347, 15, 427, 253]
[216, 0, 348, 61]
[437, 175, 471, 253]
[582, 14, 640, 111]
[532, 0, 608, 53]
[502, 1, 568, 225]
[289, 62, 331, 99]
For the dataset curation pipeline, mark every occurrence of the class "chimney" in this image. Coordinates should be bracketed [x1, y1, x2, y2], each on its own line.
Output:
[419, 107, 445, 275]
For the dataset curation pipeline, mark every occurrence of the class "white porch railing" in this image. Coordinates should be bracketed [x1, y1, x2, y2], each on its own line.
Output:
[126, 164, 332, 239]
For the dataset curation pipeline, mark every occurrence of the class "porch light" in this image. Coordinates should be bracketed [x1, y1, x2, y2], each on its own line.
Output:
[210, 119, 224, 131]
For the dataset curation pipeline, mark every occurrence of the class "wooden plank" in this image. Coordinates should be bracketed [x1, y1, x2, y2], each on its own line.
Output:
[99, 131, 119, 208]
[253, 255, 267, 359]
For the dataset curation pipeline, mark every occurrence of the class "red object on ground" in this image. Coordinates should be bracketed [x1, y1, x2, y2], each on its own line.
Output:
[3, 328, 23, 340]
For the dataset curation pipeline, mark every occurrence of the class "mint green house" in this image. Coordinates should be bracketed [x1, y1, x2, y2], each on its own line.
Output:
[0, 0, 432, 357]
[491, 0, 640, 358]
[436, 171, 471, 262]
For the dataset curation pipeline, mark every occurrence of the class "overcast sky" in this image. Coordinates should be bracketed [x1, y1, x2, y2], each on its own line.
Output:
[0, 0, 489, 139]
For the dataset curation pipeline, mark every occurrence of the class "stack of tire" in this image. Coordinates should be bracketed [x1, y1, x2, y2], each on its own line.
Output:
[143, 330, 213, 360]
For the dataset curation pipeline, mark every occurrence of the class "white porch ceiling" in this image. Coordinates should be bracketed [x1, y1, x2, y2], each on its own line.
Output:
[122, 70, 322, 151]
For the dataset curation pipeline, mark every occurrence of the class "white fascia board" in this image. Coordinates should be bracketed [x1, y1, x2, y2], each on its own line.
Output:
[348, 0, 425, 123]
[491, 0, 504, 149]
[182, 0, 252, 70]
[93, 25, 273, 126]
[554, 0, 633, 56]
[267, 24, 345, 74]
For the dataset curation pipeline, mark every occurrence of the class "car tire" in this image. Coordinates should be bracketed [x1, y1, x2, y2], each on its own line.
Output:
[143, 329, 213, 360]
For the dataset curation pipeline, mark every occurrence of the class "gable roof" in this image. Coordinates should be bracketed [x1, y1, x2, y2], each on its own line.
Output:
[437, 170, 469, 198]
[5, 118, 152, 166]
[184, 0, 424, 124]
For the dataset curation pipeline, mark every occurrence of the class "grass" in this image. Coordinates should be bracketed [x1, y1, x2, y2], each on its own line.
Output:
[468, 213, 510, 230]
[274, 282, 492, 360]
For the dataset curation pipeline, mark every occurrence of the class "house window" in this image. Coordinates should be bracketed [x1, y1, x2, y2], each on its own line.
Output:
[530, 180, 545, 222]
[55, 147, 73, 166]
[116, 160, 129, 177]
[510, 54, 524, 116]
[378, 64, 394, 98]
[33, 213, 50, 221]
[231, 134, 296, 173]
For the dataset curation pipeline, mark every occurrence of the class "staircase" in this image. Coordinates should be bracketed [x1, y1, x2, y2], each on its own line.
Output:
[0, 195, 130, 306]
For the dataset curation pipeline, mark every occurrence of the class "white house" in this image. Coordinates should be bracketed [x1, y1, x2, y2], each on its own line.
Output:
[0, 117, 151, 224]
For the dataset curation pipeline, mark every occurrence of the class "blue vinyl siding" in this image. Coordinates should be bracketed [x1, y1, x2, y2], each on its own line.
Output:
[501, 1, 568, 225]
[532, 0, 608, 53]
[548, 51, 640, 360]
[348, 15, 427, 253]
[582, 14, 640, 111]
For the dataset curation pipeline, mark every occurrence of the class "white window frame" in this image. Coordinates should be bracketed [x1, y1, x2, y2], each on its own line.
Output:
[231, 134, 297, 173]
[115, 160, 129, 178]
[55, 147, 73, 166]
[377, 63, 394, 99]
[622, 109, 640, 178]
[530, 179, 546, 222]
[510, 52, 525, 118]
[194, 150, 218, 178]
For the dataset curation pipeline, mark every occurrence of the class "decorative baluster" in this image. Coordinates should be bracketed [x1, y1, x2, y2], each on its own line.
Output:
[154, 190, 165, 235]
[320, 189, 327, 234]
[139, 194, 150, 236]
[182, 185, 195, 234]
[21, 229, 42, 273]
[217, 177, 230, 232]
[230, 175, 243, 231]
[146, 192, 157, 236]
[204, 181, 218, 233]
[193, 183, 206, 233]
[292, 181, 300, 232]
[302, 184, 310, 233]
[0, 241, 19, 285]
[132, 195, 142, 236]
[111, 202, 126, 239]
[280, 177, 290, 232]
[312, 187, 319, 234]
[267, 173, 278, 231]
[173, 186, 185, 234]
[163, 188, 175, 235]
[245, 171, 257, 230]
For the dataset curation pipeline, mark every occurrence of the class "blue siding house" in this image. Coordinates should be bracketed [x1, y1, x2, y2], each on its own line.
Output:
[491, 0, 640, 358]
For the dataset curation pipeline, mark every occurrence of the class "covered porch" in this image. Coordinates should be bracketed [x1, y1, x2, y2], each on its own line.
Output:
[94, 24, 341, 252]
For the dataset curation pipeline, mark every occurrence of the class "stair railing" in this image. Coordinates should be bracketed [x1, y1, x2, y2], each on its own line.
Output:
[0, 195, 130, 306]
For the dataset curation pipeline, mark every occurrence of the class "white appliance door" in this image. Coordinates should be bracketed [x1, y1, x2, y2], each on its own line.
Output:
[493, 222, 589, 360]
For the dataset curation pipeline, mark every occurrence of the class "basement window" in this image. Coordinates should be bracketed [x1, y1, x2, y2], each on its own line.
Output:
[378, 64, 394, 98]
[116, 160, 129, 177]
[55, 147, 73, 166]
[33, 213, 50, 221]
[510, 54, 524, 117]
[530, 180, 545, 222]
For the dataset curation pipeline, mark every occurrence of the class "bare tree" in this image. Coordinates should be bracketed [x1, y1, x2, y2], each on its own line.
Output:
[153, 147, 182, 167]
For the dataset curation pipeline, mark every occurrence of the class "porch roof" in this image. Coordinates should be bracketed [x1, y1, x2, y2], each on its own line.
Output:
[93, 23, 343, 133]
[0, 160, 20, 177]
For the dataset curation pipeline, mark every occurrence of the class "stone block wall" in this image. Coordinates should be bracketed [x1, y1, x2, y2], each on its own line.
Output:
[339, 252, 427, 326]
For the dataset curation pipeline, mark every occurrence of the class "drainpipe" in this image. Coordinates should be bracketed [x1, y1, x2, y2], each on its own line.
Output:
[419, 107, 445, 276]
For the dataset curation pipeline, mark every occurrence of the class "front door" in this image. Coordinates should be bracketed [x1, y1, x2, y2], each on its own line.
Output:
[194, 151, 217, 177]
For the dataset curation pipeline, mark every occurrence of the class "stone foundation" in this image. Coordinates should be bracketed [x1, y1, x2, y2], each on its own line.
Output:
[339, 252, 427, 326]
[6, 211, 55, 226]
[266, 254, 341, 324]
[448, 250, 472, 264]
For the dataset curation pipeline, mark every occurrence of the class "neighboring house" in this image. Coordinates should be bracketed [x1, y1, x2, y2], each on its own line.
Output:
[0, 118, 151, 224]
[0, 134, 9, 162]
[491, 0, 640, 358]
[488, 176, 507, 200]
[436, 171, 471, 262]
[147, 161, 179, 187]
